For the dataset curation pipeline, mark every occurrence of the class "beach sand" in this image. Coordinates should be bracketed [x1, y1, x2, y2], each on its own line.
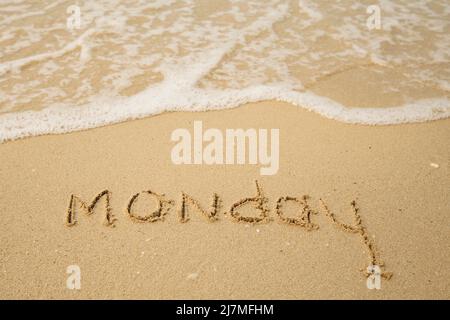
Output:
[0, 101, 449, 299]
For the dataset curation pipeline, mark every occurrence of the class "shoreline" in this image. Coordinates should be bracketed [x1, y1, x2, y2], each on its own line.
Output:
[1, 94, 449, 143]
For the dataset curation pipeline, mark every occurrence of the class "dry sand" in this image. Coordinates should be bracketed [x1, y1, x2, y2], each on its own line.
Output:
[0, 101, 449, 299]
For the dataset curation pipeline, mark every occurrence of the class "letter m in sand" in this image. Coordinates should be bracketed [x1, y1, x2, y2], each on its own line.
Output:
[66, 190, 115, 227]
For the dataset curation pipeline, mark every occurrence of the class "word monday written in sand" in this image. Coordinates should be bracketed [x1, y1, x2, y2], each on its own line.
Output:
[65, 181, 393, 280]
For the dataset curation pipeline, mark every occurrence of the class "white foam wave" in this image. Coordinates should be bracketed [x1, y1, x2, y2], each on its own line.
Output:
[0, 28, 95, 76]
[0, 0, 449, 142]
[1, 82, 449, 143]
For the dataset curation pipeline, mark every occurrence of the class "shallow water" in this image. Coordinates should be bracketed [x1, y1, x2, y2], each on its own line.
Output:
[0, 0, 449, 141]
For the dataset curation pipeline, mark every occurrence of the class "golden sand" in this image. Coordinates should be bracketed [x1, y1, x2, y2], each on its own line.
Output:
[0, 101, 449, 299]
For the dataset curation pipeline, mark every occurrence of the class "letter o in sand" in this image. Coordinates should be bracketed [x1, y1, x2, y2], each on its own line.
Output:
[126, 190, 173, 223]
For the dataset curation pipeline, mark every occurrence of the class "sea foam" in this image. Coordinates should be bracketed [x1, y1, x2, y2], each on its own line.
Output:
[0, 0, 449, 142]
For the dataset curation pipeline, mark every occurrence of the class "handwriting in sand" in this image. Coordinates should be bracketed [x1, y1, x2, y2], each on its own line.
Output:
[65, 180, 393, 281]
